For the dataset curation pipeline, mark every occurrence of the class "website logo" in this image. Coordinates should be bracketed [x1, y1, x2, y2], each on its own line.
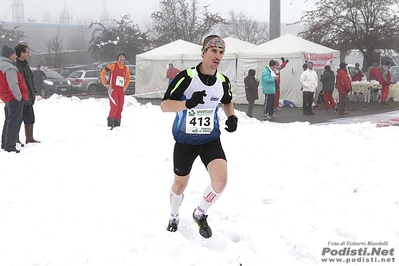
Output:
[321, 241, 396, 264]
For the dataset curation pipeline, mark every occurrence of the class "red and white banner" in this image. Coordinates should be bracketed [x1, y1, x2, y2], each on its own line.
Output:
[303, 52, 334, 69]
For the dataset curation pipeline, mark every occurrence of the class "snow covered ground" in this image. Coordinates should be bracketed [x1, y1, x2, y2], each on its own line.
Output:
[1, 94, 398, 266]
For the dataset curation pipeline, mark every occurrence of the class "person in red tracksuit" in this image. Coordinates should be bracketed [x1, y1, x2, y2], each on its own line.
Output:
[336, 62, 352, 114]
[380, 61, 391, 105]
[100, 52, 131, 129]
[367, 59, 384, 103]
[274, 57, 289, 111]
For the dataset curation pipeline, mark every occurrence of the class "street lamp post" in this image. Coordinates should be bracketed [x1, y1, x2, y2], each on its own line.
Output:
[269, 0, 281, 40]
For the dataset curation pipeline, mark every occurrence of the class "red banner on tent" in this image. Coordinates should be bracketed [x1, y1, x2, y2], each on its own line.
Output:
[303, 52, 334, 69]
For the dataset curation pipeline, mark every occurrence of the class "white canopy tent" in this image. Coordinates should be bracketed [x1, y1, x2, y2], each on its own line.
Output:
[218, 37, 256, 96]
[135, 37, 256, 99]
[236, 34, 340, 107]
[135, 40, 202, 98]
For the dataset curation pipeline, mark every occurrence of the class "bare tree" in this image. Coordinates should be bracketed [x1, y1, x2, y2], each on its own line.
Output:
[150, 0, 226, 46]
[222, 10, 268, 45]
[68, 23, 89, 51]
[43, 27, 66, 68]
[297, 0, 399, 68]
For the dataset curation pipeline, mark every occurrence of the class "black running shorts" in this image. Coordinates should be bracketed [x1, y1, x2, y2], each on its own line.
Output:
[173, 138, 226, 176]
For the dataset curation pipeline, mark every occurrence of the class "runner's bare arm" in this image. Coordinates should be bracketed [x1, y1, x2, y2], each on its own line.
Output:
[222, 102, 235, 117]
[160, 99, 188, 112]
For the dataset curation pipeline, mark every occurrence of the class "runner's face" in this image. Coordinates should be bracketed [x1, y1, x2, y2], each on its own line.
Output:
[202, 47, 224, 71]
[118, 55, 125, 64]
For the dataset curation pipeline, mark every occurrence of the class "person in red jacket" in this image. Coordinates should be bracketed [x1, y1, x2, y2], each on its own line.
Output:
[380, 61, 391, 105]
[367, 59, 382, 82]
[166, 63, 180, 86]
[274, 57, 289, 111]
[351, 63, 364, 81]
[350, 63, 365, 102]
[100, 52, 131, 129]
[0, 44, 28, 153]
[336, 62, 352, 114]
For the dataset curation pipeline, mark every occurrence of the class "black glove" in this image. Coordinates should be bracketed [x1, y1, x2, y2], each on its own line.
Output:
[285, 59, 289, 63]
[185, 90, 206, 109]
[225, 115, 238, 132]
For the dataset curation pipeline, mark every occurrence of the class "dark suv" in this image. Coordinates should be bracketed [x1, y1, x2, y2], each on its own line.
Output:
[67, 69, 105, 94]
[41, 69, 72, 96]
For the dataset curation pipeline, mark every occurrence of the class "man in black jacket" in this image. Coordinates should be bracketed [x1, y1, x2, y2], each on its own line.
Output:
[15, 44, 40, 144]
[33, 65, 47, 97]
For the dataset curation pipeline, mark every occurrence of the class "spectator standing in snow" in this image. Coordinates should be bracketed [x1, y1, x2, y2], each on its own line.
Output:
[15, 43, 41, 144]
[300, 62, 318, 115]
[351, 63, 364, 81]
[380, 61, 391, 105]
[320, 65, 337, 112]
[336, 62, 352, 114]
[0, 44, 28, 153]
[275, 57, 289, 111]
[261, 60, 278, 120]
[166, 63, 180, 86]
[33, 65, 46, 96]
[244, 69, 259, 117]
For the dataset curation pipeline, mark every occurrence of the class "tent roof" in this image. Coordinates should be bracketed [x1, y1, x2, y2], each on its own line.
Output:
[224, 37, 256, 54]
[136, 39, 202, 60]
[238, 34, 339, 58]
[136, 37, 257, 61]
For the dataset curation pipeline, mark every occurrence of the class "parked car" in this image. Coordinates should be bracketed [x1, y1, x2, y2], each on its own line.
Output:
[67, 69, 105, 94]
[126, 64, 136, 93]
[42, 69, 72, 96]
[390, 66, 399, 83]
[60, 64, 98, 78]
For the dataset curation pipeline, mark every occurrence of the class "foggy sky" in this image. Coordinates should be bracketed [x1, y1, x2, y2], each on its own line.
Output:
[0, 0, 316, 27]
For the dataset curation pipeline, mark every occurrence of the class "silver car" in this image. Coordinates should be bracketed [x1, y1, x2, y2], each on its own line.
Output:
[390, 66, 399, 83]
[67, 69, 105, 94]
[126, 64, 136, 93]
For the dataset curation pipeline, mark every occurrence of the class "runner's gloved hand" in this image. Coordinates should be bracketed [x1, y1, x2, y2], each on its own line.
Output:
[185, 90, 207, 109]
[225, 115, 238, 132]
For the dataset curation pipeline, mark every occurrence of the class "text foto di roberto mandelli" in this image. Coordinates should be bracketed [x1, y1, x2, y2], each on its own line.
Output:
[328, 241, 390, 246]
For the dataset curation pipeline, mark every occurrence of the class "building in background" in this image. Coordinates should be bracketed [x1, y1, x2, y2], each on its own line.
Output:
[2, 21, 96, 67]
